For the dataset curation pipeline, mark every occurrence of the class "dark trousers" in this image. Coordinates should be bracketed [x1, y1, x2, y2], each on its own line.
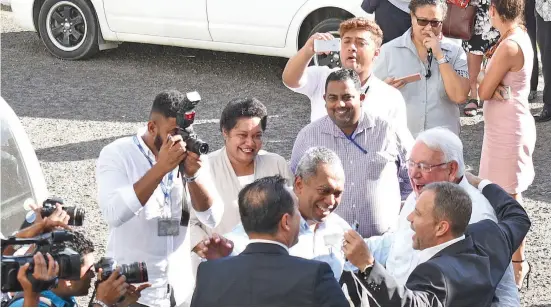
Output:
[537, 12, 551, 106]
[374, 0, 412, 44]
[339, 271, 361, 307]
[525, 0, 539, 91]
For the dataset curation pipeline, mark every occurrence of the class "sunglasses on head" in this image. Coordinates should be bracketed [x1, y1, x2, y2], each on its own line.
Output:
[414, 15, 443, 27]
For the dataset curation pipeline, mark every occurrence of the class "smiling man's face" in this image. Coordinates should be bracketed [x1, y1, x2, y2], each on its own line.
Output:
[408, 141, 457, 197]
[340, 29, 379, 75]
[324, 79, 364, 132]
[295, 163, 345, 223]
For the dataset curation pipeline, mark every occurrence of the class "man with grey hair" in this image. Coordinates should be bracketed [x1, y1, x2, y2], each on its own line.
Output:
[224, 146, 353, 281]
[342, 177, 530, 306]
[349, 127, 520, 306]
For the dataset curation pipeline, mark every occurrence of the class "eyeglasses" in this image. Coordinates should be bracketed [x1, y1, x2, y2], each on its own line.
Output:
[413, 14, 443, 28]
[407, 159, 449, 172]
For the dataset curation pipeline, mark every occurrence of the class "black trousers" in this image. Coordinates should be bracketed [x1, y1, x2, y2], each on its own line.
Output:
[374, 0, 412, 44]
[525, 0, 539, 91]
[537, 12, 551, 106]
[339, 271, 361, 306]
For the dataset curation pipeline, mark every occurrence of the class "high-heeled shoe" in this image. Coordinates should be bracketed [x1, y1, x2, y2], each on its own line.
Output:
[512, 259, 531, 291]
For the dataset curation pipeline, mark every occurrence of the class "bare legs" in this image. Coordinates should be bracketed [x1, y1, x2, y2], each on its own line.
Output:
[510, 192, 531, 290]
[465, 53, 484, 116]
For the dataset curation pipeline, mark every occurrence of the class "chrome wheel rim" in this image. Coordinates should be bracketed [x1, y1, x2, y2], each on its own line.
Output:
[46, 1, 87, 52]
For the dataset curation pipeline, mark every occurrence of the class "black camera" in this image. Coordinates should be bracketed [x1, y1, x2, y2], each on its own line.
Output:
[1, 231, 82, 293]
[41, 197, 85, 226]
[176, 91, 209, 156]
[94, 257, 148, 284]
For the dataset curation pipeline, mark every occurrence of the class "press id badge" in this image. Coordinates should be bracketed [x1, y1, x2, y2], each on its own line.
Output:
[158, 218, 180, 236]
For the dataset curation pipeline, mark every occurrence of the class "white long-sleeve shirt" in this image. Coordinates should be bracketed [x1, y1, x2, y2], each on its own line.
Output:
[96, 127, 223, 307]
[366, 177, 520, 307]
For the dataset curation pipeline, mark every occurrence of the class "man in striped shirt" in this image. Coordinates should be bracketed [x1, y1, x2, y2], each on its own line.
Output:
[290, 68, 413, 239]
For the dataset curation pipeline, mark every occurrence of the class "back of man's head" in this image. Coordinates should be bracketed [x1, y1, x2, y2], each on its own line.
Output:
[423, 182, 472, 237]
[238, 175, 297, 239]
[415, 127, 466, 177]
[150, 90, 186, 119]
[53, 230, 95, 259]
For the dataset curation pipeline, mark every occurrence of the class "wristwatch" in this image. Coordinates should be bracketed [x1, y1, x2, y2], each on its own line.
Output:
[183, 170, 200, 183]
[358, 263, 374, 280]
[437, 54, 450, 65]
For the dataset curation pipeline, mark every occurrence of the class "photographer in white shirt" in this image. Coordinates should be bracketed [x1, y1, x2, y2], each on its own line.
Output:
[96, 90, 224, 307]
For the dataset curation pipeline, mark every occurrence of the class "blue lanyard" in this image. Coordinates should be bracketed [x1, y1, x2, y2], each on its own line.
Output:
[344, 132, 368, 154]
[133, 136, 173, 210]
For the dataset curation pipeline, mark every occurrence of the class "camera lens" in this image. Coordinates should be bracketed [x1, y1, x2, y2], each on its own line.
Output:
[198, 143, 209, 155]
[41, 206, 84, 226]
[56, 251, 82, 280]
[186, 138, 209, 155]
[120, 262, 148, 284]
[67, 207, 85, 226]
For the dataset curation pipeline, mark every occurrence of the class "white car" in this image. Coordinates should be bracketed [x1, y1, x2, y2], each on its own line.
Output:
[0, 97, 49, 236]
[10, 0, 371, 65]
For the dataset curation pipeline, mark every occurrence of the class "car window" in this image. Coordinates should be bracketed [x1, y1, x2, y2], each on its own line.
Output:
[1, 117, 34, 235]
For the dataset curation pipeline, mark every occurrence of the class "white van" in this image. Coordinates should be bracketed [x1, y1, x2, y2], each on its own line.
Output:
[0, 97, 48, 236]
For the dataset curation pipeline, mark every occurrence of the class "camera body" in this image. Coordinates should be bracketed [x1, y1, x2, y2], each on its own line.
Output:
[1, 231, 81, 293]
[41, 197, 85, 226]
[94, 257, 148, 284]
[176, 91, 209, 156]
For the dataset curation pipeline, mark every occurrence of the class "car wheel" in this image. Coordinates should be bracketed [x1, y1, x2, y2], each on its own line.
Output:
[38, 0, 99, 60]
[308, 18, 344, 69]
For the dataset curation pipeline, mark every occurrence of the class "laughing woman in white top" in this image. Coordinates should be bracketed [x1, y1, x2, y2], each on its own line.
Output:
[188, 98, 293, 272]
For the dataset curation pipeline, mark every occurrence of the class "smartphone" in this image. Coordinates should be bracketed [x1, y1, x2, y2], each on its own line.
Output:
[395, 73, 422, 84]
[314, 38, 341, 53]
[501, 86, 512, 100]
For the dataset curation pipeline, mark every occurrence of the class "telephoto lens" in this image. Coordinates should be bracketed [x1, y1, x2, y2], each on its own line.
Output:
[41, 206, 85, 226]
[95, 258, 148, 284]
[120, 262, 149, 284]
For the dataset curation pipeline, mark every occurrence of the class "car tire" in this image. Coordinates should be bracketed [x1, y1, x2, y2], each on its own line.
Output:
[38, 0, 99, 60]
[307, 18, 345, 69]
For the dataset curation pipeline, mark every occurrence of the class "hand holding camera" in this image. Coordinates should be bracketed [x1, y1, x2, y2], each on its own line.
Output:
[116, 283, 152, 307]
[17, 252, 58, 293]
[156, 134, 188, 175]
[95, 269, 129, 306]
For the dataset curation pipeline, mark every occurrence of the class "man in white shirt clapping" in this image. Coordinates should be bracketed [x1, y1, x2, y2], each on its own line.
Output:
[96, 90, 225, 307]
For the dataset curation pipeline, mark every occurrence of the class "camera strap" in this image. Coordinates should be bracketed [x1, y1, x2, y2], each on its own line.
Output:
[133, 136, 174, 217]
[4, 293, 54, 307]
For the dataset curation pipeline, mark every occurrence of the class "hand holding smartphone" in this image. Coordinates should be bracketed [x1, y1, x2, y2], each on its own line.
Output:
[394, 73, 422, 84]
[314, 38, 341, 53]
[500, 86, 512, 100]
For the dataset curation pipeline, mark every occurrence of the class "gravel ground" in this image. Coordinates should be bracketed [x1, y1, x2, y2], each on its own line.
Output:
[2, 8, 550, 306]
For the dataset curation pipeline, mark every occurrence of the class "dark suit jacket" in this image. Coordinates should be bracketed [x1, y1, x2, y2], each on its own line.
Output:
[356, 183, 531, 307]
[191, 242, 349, 307]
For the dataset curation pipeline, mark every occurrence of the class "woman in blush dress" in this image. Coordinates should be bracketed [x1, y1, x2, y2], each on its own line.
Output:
[477, 0, 536, 291]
